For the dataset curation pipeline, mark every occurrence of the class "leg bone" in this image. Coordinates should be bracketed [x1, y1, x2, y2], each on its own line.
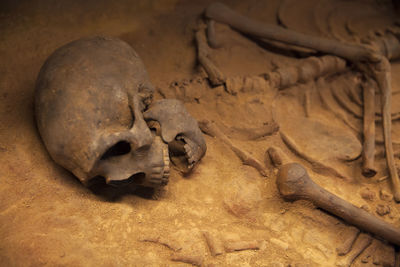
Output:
[277, 163, 400, 246]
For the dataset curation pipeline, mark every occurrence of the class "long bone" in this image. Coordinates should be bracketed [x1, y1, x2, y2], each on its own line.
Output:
[204, 2, 379, 63]
[277, 162, 400, 246]
[199, 120, 267, 177]
[204, 2, 400, 201]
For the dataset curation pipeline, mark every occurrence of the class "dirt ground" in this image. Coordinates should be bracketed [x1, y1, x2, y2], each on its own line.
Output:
[1, 0, 400, 266]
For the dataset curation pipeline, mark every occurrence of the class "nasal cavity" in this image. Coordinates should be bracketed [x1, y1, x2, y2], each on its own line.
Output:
[108, 172, 146, 187]
[101, 141, 131, 160]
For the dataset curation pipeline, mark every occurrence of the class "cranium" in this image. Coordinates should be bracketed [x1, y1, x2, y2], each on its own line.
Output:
[35, 36, 206, 189]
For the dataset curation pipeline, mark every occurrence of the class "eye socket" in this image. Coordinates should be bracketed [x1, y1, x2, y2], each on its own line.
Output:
[101, 141, 131, 160]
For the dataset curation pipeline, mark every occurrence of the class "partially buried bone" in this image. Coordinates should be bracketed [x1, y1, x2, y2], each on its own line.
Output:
[266, 146, 291, 168]
[277, 162, 400, 246]
[139, 234, 182, 252]
[224, 240, 260, 252]
[336, 226, 360, 256]
[203, 231, 224, 256]
[217, 120, 279, 141]
[171, 254, 203, 267]
[362, 77, 377, 177]
[199, 120, 267, 177]
[144, 99, 206, 173]
[194, 23, 225, 86]
[336, 233, 372, 267]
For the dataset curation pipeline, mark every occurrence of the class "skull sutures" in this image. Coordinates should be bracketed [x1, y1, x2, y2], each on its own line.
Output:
[35, 36, 206, 188]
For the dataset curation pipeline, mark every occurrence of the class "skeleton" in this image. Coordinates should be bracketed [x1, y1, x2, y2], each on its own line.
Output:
[197, 2, 400, 201]
[35, 36, 206, 189]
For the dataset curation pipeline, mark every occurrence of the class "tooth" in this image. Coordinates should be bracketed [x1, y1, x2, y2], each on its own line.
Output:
[150, 177, 162, 183]
[184, 144, 192, 156]
[152, 167, 163, 174]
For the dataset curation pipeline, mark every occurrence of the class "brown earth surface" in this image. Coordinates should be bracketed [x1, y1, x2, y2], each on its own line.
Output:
[0, 0, 399, 266]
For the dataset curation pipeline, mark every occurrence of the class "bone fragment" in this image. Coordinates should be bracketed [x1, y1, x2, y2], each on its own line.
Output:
[277, 162, 400, 246]
[195, 23, 225, 86]
[266, 146, 291, 167]
[139, 235, 182, 252]
[204, 2, 379, 63]
[219, 122, 279, 141]
[336, 233, 372, 267]
[171, 253, 203, 266]
[362, 77, 377, 177]
[380, 189, 394, 202]
[206, 19, 220, 49]
[199, 120, 267, 177]
[376, 204, 391, 216]
[336, 226, 360, 256]
[224, 240, 260, 252]
[360, 239, 378, 264]
[359, 187, 376, 201]
[203, 231, 224, 256]
[280, 131, 350, 180]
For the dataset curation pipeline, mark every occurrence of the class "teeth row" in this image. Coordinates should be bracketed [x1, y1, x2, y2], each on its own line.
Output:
[148, 147, 170, 186]
[184, 144, 197, 170]
[162, 146, 170, 185]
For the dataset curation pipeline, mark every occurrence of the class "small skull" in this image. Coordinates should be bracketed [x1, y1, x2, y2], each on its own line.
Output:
[35, 36, 206, 189]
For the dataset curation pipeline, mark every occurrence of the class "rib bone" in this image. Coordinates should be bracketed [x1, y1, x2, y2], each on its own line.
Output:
[277, 163, 400, 246]
[362, 77, 377, 177]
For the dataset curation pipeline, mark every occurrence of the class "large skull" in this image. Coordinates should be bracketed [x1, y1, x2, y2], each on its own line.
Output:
[35, 36, 206, 189]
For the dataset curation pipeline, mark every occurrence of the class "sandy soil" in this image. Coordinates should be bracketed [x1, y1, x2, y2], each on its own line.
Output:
[0, 0, 399, 266]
